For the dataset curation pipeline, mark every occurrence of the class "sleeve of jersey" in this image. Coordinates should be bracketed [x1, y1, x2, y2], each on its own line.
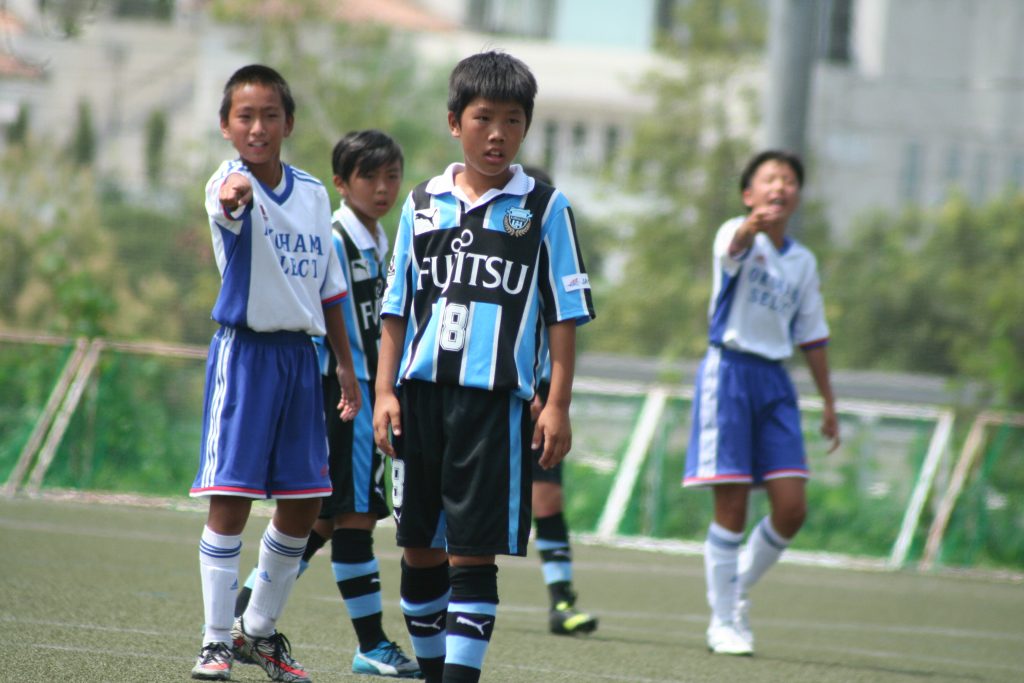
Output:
[539, 194, 595, 326]
[793, 260, 830, 350]
[320, 198, 349, 308]
[380, 195, 415, 319]
[714, 217, 747, 276]
[205, 160, 251, 233]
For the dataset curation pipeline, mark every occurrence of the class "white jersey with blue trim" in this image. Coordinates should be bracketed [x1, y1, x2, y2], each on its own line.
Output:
[315, 203, 389, 381]
[381, 163, 595, 400]
[205, 160, 347, 336]
[707, 216, 829, 361]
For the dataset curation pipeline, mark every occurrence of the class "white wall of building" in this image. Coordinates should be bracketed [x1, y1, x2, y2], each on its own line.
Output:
[810, 0, 1024, 233]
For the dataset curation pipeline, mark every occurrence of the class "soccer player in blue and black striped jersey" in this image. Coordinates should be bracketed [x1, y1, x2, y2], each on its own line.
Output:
[373, 51, 596, 683]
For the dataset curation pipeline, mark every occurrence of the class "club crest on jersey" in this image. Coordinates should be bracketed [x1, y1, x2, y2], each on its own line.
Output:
[503, 207, 532, 237]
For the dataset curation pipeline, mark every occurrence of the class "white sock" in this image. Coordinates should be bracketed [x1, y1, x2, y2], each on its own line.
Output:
[199, 526, 242, 644]
[737, 516, 790, 599]
[243, 522, 308, 637]
[704, 522, 744, 626]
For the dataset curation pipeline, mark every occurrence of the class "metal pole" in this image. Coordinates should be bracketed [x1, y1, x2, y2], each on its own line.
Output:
[765, 0, 820, 234]
[764, 0, 820, 158]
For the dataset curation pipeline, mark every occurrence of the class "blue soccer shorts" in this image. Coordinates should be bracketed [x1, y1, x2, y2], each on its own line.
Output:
[190, 326, 332, 499]
[683, 345, 808, 487]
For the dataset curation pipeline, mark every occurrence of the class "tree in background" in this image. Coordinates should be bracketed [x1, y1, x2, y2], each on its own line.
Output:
[5, 103, 30, 147]
[823, 192, 1024, 407]
[588, 0, 766, 361]
[0, 139, 116, 337]
[144, 109, 167, 186]
[1, 12, 456, 345]
[70, 98, 96, 167]
[265, 20, 453, 192]
[206, 6, 453, 242]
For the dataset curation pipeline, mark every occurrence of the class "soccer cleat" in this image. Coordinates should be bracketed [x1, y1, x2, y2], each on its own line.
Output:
[352, 640, 422, 678]
[706, 620, 754, 656]
[232, 617, 312, 682]
[549, 600, 599, 636]
[191, 641, 233, 680]
[734, 597, 754, 648]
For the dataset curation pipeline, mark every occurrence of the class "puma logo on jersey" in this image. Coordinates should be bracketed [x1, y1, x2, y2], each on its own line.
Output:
[351, 258, 372, 282]
[410, 615, 445, 631]
[414, 207, 440, 234]
[455, 615, 491, 636]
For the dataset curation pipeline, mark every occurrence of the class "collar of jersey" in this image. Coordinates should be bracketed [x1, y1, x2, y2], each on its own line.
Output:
[426, 162, 533, 211]
[332, 203, 388, 259]
[254, 162, 294, 204]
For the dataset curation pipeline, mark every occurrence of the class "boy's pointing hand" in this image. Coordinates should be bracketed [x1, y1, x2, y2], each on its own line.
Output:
[219, 172, 253, 213]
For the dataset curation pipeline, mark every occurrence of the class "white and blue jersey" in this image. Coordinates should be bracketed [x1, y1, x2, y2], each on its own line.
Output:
[206, 159, 348, 335]
[707, 216, 828, 360]
[315, 203, 389, 381]
[381, 164, 594, 401]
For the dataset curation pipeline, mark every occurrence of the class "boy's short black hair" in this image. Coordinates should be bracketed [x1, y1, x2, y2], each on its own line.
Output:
[739, 149, 804, 192]
[219, 64, 295, 123]
[448, 51, 538, 131]
[331, 129, 404, 181]
[521, 164, 553, 186]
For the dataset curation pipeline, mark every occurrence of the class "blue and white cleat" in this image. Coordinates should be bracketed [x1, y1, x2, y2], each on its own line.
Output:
[352, 640, 422, 678]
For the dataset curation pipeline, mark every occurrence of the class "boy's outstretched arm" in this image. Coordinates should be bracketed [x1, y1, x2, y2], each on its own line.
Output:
[534, 321, 576, 470]
[373, 316, 407, 457]
[324, 304, 361, 422]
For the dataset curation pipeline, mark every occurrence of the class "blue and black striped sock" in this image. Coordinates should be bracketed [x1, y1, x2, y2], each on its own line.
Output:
[401, 559, 450, 683]
[332, 527, 387, 652]
[445, 564, 499, 683]
[536, 512, 575, 607]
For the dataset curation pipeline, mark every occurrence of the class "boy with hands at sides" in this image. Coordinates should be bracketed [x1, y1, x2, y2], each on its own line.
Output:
[373, 51, 595, 683]
[190, 64, 360, 683]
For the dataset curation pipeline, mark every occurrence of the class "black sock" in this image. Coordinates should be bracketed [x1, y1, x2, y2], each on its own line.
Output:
[303, 527, 329, 563]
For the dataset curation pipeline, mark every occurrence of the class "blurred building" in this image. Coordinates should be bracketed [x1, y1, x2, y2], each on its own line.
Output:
[1, 0, 1022, 232]
[812, 0, 1024, 231]
[425, 0, 1024, 233]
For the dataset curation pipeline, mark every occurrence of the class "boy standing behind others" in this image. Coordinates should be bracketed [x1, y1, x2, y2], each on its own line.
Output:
[373, 51, 596, 683]
[190, 64, 362, 683]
